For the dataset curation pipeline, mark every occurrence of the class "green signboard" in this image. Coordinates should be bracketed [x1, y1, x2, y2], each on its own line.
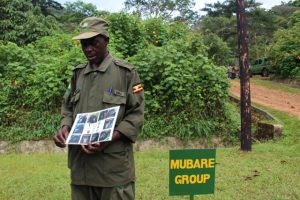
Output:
[169, 149, 216, 199]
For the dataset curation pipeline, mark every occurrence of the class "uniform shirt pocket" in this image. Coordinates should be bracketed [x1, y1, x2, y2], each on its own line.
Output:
[70, 90, 80, 119]
[103, 92, 126, 105]
[102, 141, 129, 173]
[70, 90, 80, 104]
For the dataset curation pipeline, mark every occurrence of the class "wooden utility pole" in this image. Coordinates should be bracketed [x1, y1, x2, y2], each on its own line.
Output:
[236, 0, 252, 151]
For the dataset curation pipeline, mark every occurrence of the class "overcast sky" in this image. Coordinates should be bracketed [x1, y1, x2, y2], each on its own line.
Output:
[55, 0, 287, 13]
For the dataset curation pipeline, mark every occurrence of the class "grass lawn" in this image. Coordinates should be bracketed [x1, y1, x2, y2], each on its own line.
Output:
[251, 77, 300, 94]
[0, 108, 299, 200]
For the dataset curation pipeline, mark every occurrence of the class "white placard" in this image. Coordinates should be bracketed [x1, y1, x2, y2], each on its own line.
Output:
[66, 106, 119, 145]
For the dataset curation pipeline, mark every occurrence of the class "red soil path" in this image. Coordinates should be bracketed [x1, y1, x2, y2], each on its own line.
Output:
[230, 79, 300, 119]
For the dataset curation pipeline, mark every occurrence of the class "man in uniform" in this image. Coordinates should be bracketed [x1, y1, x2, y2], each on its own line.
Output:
[53, 17, 144, 200]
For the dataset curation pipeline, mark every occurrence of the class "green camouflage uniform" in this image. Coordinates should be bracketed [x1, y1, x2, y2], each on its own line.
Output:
[61, 53, 144, 199]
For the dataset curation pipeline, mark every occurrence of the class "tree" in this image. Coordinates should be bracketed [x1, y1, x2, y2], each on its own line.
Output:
[202, 33, 233, 65]
[64, 0, 100, 17]
[57, 0, 103, 32]
[202, 0, 261, 18]
[247, 8, 278, 59]
[271, 4, 300, 18]
[196, 6, 279, 61]
[0, 0, 58, 45]
[236, 0, 251, 151]
[31, 0, 63, 16]
[124, 0, 198, 22]
[202, 1, 235, 18]
[105, 12, 146, 58]
[287, 10, 300, 26]
[271, 3, 300, 28]
[195, 16, 238, 58]
[288, 0, 300, 7]
[269, 13, 300, 80]
[196, 16, 236, 42]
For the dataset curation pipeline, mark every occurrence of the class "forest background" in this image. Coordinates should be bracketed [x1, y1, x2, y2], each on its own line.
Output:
[0, 0, 299, 143]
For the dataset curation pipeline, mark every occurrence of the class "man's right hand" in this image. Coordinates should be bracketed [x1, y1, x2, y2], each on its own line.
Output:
[53, 125, 71, 148]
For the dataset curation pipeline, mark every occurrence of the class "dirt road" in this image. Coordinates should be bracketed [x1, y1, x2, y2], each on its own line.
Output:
[230, 79, 300, 118]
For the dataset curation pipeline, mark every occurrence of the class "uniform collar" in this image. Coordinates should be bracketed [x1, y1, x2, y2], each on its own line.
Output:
[84, 53, 113, 74]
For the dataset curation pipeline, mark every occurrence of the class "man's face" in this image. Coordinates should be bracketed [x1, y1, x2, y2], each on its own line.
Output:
[80, 35, 108, 64]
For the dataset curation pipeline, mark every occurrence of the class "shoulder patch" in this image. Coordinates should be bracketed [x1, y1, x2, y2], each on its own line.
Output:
[133, 83, 144, 93]
[73, 63, 87, 71]
[113, 59, 134, 71]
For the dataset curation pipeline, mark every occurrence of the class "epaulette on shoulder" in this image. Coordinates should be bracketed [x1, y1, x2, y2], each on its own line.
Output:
[113, 59, 134, 71]
[73, 63, 87, 71]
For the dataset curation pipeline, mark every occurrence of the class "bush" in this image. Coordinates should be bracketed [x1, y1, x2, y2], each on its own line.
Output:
[202, 33, 233, 66]
[0, 33, 86, 125]
[0, 0, 58, 45]
[105, 12, 146, 58]
[103, 13, 190, 58]
[143, 18, 169, 47]
[130, 33, 229, 116]
[0, 111, 60, 142]
[141, 102, 240, 143]
[269, 19, 300, 80]
[130, 33, 236, 140]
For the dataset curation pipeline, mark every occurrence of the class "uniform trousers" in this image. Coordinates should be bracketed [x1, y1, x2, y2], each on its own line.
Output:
[71, 182, 135, 200]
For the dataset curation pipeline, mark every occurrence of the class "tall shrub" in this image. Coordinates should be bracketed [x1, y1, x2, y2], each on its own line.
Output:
[130, 33, 229, 115]
[269, 24, 300, 80]
[129, 34, 233, 140]
[105, 12, 146, 58]
[0, 0, 58, 45]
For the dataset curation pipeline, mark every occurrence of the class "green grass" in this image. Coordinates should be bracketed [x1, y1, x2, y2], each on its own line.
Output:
[0, 153, 70, 200]
[0, 108, 299, 200]
[136, 143, 300, 200]
[251, 77, 300, 94]
[0, 147, 299, 200]
[253, 103, 300, 145]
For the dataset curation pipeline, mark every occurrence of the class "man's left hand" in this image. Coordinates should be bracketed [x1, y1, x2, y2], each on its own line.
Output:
[81, 130, 122, 154]
[81, 142, 104, 154]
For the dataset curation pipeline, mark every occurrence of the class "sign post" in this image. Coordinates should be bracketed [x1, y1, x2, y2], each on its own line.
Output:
[169, 149, 216, 198]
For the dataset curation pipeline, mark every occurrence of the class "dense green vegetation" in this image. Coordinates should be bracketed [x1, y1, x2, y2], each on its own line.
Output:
[269, 11, 300, 80]
[0, 0, 58, 45]
[0, 1, 237, 143]
[0, 0, 299, 142]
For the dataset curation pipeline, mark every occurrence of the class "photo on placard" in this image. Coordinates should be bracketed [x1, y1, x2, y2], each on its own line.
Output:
[91, 133, 100, 143]
[88, 113, 99, 124]
[98, 110, 108, 121]
[77, 114, 87, 124]
[80, 134, 91, 145]
[85, 120, 99, 135]
[107, 108, 117, 117]
[103, 118, 114, 129]
[99, 130, 111, 141]
[68, 135, 81, 144]
[73, 123, 84, 134]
